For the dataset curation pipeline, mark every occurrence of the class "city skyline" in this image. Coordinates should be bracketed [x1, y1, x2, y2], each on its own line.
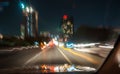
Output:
[0, 0, 120, 35]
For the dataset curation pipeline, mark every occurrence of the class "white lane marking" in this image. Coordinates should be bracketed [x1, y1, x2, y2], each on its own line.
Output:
[24, 52, 43, 65]
[57, 48, 72, 65]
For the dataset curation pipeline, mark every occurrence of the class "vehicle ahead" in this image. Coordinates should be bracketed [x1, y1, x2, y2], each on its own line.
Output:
[39, 41, 47, 50]
[0, 35, 120, 74]
[39, 40, 55, 50]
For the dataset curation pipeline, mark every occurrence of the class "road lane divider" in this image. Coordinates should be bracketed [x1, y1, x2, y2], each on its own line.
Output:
[57, 48, 72, 65]
[61, 47, 100, 65]
[24, 52, 43, 66]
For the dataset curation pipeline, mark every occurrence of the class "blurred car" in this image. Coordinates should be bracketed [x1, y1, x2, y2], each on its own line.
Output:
[47, 40, 55, 48]
[39, 42, 47, 50]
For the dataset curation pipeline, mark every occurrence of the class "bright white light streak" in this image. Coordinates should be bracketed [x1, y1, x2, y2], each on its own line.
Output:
[59, 43, 64, 47]
[30, 7, 33, 13]
[26, 7, 29, 12]
[99, 45, 113, 49]
[44, 42, 47, 45]
[53, 39, 58, 45]
[74, 43, 100, 48]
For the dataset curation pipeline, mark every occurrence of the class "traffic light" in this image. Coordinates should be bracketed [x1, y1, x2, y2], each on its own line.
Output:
[63, 15, 68, 20]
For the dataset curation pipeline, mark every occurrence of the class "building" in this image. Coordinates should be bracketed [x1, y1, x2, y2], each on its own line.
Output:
[20, 24, 25, 39]
[40, 31, 50, 37]
[60, 15, 74, 39]
[21, 7, 38, 39]
[30, 11, 38, 38]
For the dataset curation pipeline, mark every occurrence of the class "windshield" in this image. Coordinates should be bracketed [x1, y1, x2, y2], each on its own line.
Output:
[0, 0, 119, 73]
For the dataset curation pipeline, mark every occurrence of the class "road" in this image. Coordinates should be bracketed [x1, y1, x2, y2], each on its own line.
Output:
[0, 46, 105, 69]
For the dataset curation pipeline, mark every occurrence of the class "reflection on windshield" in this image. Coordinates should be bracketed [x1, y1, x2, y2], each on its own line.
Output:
[0, 0, 120, 73]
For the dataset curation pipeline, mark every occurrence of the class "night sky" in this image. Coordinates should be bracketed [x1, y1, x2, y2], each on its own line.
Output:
[0, 0, 120, 35]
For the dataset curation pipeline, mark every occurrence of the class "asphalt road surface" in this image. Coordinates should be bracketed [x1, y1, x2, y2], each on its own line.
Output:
[0, 46, 105, 69]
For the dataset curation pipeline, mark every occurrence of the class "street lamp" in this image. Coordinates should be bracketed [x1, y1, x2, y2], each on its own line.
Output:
[26, 6, 29, 12]
[20, 1, 25, 9]
[30, 6, 33, 13]
[0, 34, 3, 40]
[26, 6, 33, 13]
[20, 3, 25, 9]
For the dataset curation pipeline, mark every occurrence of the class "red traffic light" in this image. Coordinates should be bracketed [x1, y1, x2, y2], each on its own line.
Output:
[63, 15, 68, 20]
